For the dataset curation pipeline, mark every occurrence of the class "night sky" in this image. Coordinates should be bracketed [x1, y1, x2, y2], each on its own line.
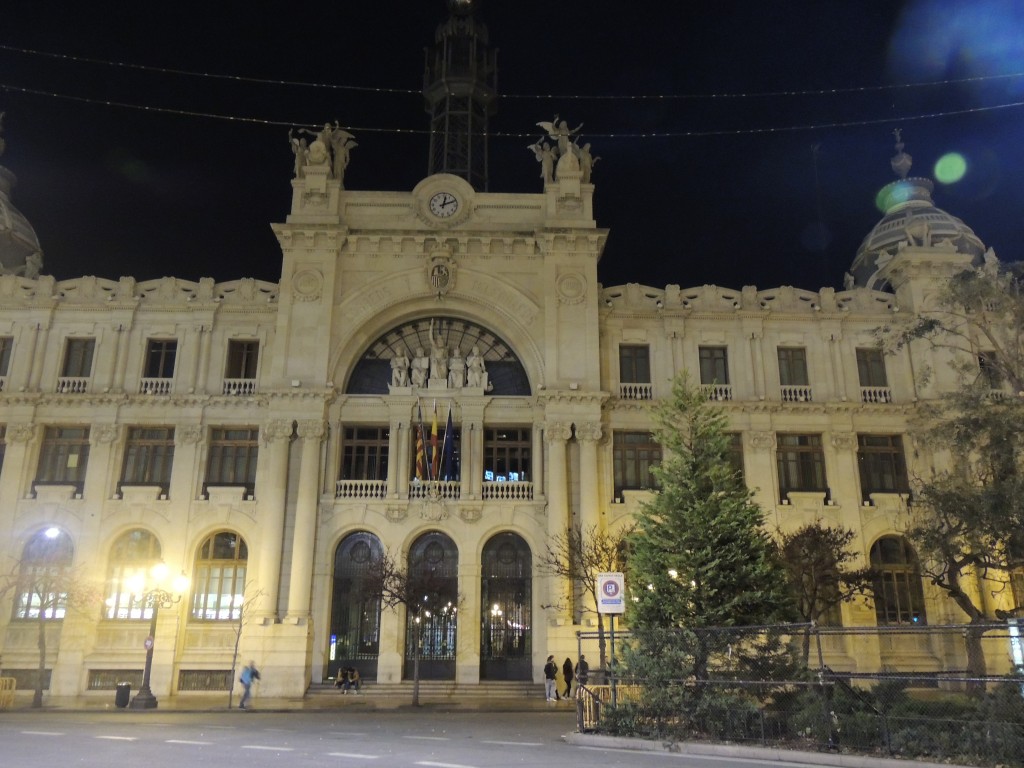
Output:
[2, 0, 1023, 292]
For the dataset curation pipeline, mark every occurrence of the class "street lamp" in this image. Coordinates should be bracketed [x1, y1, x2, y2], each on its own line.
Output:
[126, 562, 188, 710]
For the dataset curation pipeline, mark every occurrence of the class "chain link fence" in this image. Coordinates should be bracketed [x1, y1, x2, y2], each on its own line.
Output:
[574, 623, 1024, 767]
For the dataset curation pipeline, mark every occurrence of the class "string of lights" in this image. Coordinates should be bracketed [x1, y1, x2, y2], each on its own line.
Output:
[2, 42, 1024, 101]
[3, 80, 1023, 139]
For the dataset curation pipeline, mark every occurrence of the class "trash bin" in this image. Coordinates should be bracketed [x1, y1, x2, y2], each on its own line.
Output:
[115, 682, 131, 708]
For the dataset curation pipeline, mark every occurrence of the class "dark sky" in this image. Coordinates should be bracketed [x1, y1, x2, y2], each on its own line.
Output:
[2, 0, 1023, 292]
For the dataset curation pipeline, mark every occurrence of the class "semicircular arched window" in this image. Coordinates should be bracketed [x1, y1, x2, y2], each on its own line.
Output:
[190, 531, 248, 621]
[14, 528, 74, 620]
[870, 535, 927, 626]
[105, 529, 162, 620]
[346, 317, 531, 396]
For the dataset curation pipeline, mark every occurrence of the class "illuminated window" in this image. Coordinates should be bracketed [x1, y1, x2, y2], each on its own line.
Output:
[190, 531, 247, 621]
[104, 529, 161, 620]
[870, 536, 927, 625]
[13, 529, 73, 620]
[483, 428, 530, 482]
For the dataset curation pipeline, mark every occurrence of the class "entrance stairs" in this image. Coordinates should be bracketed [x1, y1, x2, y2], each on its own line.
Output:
[307, 680, 548, 709]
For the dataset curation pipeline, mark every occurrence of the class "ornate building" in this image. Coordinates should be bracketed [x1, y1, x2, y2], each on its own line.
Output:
[0, 5, 1017, 704]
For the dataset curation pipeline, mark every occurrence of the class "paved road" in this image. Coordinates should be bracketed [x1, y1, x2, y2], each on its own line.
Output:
[0, 709, 828, 768]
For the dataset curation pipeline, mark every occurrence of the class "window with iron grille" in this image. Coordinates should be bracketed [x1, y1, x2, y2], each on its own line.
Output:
[699, 346, 729, 385]
[777, 347, 809, 386]
[225, 340, 259, 379]
[190, 531, 247, 620]
[204, 427, 259, 492]
[619, 345, 651, 383]
[144, 339, 177, 378]
[120, 427, 175, 490]
[340, 426, 390, 481]
[612, 431, 661, 496]
[104, 529, 162, 620]
[61, 338, 95, 377]
[870, 536, 927, 625]
[483, 428, 530, 482]
[857, 434, 909, 498]
[776, 433, 826, 497]
[35, 426, 90, 487]
[13, 529, 73, 620]
[856, 348, 888, 387]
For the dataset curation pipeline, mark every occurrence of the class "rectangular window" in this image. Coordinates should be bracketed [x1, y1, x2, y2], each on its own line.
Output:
[856, 348, 888, 387]
[61, 338, 95, 377]
[205, 427, 259, 492]
[483, 428, 531, 482]
[145, 339, 177, 379]
[699, 346, 729, 385]
[619, 345, 651, 384]
[341, 426, 390, 481]
[613, 431, 661, 496]
[226, 340, 259, 379]
[857, 434, 910, 498]
[0, 336, 13, 376]
[776, 433, 826, 498]
[120, 427, 175, 490]
[36, 426, 91, 487]
[777, 347, 809, 386]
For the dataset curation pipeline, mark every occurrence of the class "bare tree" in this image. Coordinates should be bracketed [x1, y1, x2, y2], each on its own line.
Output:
[539, 524, 631, 669]
[227, 582, 267, 709]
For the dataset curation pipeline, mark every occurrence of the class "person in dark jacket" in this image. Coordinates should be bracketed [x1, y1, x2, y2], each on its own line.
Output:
[562, 657, 574, 698]
[543, 655, 558, 701]
[574, 654, 589, 686]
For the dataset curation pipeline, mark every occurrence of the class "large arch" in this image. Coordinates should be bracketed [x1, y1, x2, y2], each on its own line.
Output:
[404, 531, 459, 680]
[479, 532, 532, 680]
[329, 531, 384, 681]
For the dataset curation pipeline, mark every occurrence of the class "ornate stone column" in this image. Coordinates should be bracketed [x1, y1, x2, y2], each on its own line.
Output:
[545, 422, 572, 540]
[386, 417, 402, 499]
[747, 330, 765, 400]
[256, 419, 293, 620]
[286, 419, 325, 621]
[27, 320, 50, 391]
[576, 422, 603, 533]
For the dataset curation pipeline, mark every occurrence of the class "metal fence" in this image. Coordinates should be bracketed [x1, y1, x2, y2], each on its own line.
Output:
[574, 623, 1024, 767]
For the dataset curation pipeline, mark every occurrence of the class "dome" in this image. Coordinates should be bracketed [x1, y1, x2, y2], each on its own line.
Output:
[848, 135, 984, 291]
[0, 130, 44, 277]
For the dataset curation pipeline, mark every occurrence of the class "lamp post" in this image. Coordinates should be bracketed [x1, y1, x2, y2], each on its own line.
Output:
[127, 563, 188, 710]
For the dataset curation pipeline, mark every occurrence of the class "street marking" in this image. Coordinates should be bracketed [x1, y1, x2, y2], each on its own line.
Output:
[242, 745, 295, 751]
[21, 731, 63, 736]
[95, 736, 137, 741]
[326, 753, 380, 759]
[166, 739, 212, 745]
[416, 763, 479, 768]
[480, 740, 542, 747]
[405, 735, 450, 741]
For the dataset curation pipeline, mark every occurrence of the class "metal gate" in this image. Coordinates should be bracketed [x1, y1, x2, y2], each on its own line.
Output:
[404, 532, 459, 680]
[480, 532, 532, 680]
[330, 532, 382, 681]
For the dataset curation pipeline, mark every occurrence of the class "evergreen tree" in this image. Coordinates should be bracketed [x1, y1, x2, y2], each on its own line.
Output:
[627, 375, 795, 680]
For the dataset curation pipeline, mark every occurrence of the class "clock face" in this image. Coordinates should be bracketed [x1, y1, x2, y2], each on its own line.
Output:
[428, 191, 459, 218]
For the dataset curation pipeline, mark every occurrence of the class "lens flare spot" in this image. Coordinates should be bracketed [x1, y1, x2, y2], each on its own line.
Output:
[934, 153, 967, 184]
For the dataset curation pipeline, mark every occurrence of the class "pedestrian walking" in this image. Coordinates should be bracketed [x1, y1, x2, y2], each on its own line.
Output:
[562, 657, 574, 698]
[543, 655, 559, 701]
[238, 660, 260, 709]
[574, 654, 589, 687]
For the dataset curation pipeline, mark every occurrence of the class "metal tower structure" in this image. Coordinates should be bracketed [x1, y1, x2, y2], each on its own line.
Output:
[423, 0, 497, 191]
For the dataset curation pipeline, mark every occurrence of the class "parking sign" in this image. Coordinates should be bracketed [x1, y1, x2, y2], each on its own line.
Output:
[597, 572, 625, 614]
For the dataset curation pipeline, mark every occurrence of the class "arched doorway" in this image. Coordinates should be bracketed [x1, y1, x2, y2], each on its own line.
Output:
[404, 531, 458, 680]
[480, 532, 532, 680]
[330, 532, 383, 681]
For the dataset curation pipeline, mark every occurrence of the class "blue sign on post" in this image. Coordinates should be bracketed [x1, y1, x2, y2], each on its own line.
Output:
[597, 572, 625, 614]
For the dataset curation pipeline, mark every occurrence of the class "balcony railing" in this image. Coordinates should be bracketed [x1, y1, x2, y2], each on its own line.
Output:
[481, 481, 534, 500]
[619, 382, 653, 400]
[56, 376, 90, 394]
[780, 384, 813, 402]
[408, 480, 460, 500]
[860, 386, 893, 404]
[139, 377, 172, 395]
[701, 383, 733, 401]
[223, 378, 257, 396]
[335, 479, 387, 499]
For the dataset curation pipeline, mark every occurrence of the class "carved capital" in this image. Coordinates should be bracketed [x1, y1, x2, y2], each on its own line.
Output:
[6, 423, 36, 443]
[830, 432, 857, 451]
[748, 431, 775, 451]
[177, 425, 204, 445]
[296, 419, 326, 440]
[544, 422, 573, 443]
[262, 420, 294, 444]
[576, 422, 603, 443]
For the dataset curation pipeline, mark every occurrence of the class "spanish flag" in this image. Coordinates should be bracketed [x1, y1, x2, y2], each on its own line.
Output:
[415, 404, 426, 481]
[430, 402, 440, 480]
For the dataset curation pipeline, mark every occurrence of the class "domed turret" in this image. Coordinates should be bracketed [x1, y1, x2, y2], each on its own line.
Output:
[848, 130, 983, 291]
[0, 115, 44, 277]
